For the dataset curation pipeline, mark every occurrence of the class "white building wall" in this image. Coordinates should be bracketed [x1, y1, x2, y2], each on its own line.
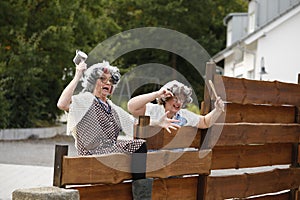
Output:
[255, 11, 300, 83]
[224, 44, 257, 79]
[223, 54, 235, 77]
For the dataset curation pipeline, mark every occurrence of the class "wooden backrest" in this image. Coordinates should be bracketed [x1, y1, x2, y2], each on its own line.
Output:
[202, 62, 300, 199]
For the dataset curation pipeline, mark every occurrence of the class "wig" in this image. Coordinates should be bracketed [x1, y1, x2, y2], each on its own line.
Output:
[81, 60, 121, 93]
[157, 80, 193, 108]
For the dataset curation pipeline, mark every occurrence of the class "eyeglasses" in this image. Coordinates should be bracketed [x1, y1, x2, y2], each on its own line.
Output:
[171, 96, 185, 104]
[99, 76, 113, 84]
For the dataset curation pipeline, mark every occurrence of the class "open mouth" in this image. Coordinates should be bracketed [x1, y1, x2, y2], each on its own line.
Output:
[102, 86, 110, 92]
[173, 104, 180, 109]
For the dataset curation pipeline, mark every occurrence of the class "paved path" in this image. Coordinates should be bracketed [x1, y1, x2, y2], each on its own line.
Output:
[0, 164, 53, 200]
[0, 135, 77, 200]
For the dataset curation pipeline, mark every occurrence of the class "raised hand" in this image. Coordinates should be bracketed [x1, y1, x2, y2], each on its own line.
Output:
[74, 61, 87, 79]
[157, 88, 174, 100]
[157, 111, 181, 133]
[214, 96, 225, 112]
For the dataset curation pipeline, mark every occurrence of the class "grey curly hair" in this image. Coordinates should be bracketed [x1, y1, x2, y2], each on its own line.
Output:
[81, 60, 121, 93]
[157, 80, 193, 108]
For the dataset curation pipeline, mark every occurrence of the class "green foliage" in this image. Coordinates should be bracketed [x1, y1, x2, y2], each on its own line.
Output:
[186, 103, 200, 115]
[0, 0, 247, 128]
[107, 0, 247, 106]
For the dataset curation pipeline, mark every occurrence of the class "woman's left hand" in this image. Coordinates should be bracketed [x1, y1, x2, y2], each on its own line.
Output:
[214, 96, 225, 112]
[158, 111, 181, 133]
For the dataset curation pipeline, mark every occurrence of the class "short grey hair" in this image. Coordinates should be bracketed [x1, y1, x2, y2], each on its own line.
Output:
[81, 60, 121, 93]
[157, 80, 193, 108]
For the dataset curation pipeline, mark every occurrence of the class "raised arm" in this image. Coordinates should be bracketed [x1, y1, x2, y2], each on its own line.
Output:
[197, 96, 224, 129]
[127, 87, 173, 117]
[57, 62, 87, 111]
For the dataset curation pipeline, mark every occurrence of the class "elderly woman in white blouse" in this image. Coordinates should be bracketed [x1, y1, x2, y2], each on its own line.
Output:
[127, 80, 225, 132]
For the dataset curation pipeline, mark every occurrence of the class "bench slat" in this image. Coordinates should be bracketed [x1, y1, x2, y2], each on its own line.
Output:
[217, 103, 296, 123]
[214, 75, 300, 106]
[207, 123, 300, 147]
[138, 126, 201, 150]
[61, 150, 211, 186]
[211, 143, 293, 170]
[206, 168, 300, 199]
[72, 176, 199, 200]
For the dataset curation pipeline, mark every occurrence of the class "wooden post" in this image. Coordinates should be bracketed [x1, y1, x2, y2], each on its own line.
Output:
[53, 145, 68, 187]
[290, 74, 300, 199]
[197, 61, 216, 200]
[201, 61, 216, 115]
[134, 116, 150, 139]
[291, 73, 300, 167]
[197, 175, 208, 200]
[296, 74, 300, 123]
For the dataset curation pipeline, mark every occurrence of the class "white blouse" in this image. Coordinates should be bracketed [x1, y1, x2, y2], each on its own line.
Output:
[145, 103, 200, 127]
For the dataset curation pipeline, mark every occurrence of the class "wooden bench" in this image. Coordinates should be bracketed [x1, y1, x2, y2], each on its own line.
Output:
[53, 62, 300, 199]
[53, 123, 211, 199]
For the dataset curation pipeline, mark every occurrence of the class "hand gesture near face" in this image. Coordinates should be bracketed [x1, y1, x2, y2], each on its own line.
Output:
[157, 88, 174, 100]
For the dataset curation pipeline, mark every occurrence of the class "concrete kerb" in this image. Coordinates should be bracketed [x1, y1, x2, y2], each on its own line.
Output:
[12, 186, 79, 200]
[0, 124, 67, 140]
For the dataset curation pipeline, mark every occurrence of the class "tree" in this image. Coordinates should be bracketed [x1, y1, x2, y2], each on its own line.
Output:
[0, 0, 247, 128]
[0, 0, 119, 128]
[105, 0, 248, 104]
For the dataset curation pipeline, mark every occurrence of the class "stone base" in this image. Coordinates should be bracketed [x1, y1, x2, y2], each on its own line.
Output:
[12, 186, 79, 200]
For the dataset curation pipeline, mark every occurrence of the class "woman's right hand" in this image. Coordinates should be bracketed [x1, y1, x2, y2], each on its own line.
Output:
[74, 61, 87, 79]
[156, 88, 173, 99]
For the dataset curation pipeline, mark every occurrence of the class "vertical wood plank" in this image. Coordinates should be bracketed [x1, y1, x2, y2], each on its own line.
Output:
[291, 143, 299, 167]
[197, 175, 208, 200]
[292, 75, 300, 167]
[297, 74, 300, 123]
[53, 145, 68, 187]
[290, 74, 300, 200]
[134, 116, 150, 139]
[202, 61, 216, 115]
[197, 61, 215, 200]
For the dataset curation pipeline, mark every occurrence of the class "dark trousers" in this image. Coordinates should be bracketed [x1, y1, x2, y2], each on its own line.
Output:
[132, 142, 147, 180]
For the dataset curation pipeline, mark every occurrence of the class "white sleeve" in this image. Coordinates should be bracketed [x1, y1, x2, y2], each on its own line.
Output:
[145, 103, 165, 121]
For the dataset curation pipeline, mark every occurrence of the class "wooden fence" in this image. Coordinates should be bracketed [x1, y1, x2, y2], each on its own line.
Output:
[53, 62, 300, 199]
[201, 62, 300, 199]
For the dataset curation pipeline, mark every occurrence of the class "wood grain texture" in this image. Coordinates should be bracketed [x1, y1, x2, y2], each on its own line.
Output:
[206, 123, 300, 146]
[140, 126, 201, 150]
[247, 192, 290, 200]
[147, 150, 211, 178]
[216, 103, 296, 123]
[214, 75, 300, 106]
[72, 176, 199, 200]
[206, 168, 300, 199]
[61, 150, 211, 186]
[211, 143, 293, 169]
